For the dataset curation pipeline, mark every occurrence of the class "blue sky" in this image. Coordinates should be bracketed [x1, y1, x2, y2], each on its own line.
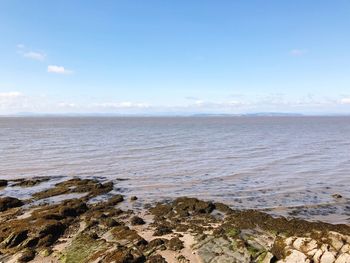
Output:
[1, 0, 350, 115]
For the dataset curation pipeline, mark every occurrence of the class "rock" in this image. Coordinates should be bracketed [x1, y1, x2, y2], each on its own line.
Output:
[37, 222, 66, 246]
[102, 246, 146, 263]
[177, 255, 190, 263]
[1, 230, 28, 248]
[59, 201, 88, 217]
[293, 237, 308, 250]
[320, 251, 336, 263]
[303, 239, 318, 253]
[147, 238, 166, 250]
[107, 194, 124, 205]
[168, 237, 184, 251]
[256, 252, 274, 263]
[61, 233, 109, 263]
[13, 177, 49, 187]
[332, 194, 343, 199]
[0, 180, 7, 187]
[130, 216, 145, 225]
[147, 254, 167, 263]
[102, 218, 120, 228]
[282, 249, 309, 263]
[173, 197, 215, 216]
[335, 253, 350, 263]
[32, 178, 114, 200]
[328, 231, 345, 251]
[153, 224, 173, 236]
[130, 196, 138, 201]
[340, 244, 350, 253]
[313, 249, 324, 262]
[0, 196, 23, 211]
[214, 202, 232, 213]
[197, 236, 250, 263]
[111, 226, 147, 247]
[18, 248, 35, 262]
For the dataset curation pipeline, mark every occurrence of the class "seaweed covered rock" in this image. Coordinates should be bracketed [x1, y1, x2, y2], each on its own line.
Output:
[32, 178, 114, 200]
[173, 197, 215, 216]
[167, 237, 184, 251]
[130, 216, 145, 225]
[17, 248, 36, 262]
[110, 226, 147, 247]
[103, 248, 145, 263]
[153, 225, 173, 236]
[60, 233, 109, 263]
[13, 177, 50, 187]
[1, 230, 28, 248]
[147, 254, 167, 263]
[0, 196, 23, 212]
[0, 180, 8, 187]
[150, 197, 216, 219]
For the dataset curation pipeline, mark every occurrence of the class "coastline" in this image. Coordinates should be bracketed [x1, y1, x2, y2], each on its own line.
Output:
[0, 177, 349, 263]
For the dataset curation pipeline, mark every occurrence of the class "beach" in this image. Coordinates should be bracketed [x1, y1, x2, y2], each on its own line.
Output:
[0, 176, 350, 263]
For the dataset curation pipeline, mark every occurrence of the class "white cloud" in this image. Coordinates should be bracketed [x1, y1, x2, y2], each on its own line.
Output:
[191, 100, 246, 108]
[58, 102, 77, 108]
[290, 49, 307, 56]
[340, 98, 350, 104]
[23, 51, 46, 61]
[0, 91, 23, 99]
[0, 92, 27, 112]
[47, 65, 73, 74]
[93, 102, 150, 109]
[17, 44, 46, 61]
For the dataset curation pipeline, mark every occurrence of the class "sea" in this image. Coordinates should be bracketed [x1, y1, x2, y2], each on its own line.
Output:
[1, 116, 350, 223]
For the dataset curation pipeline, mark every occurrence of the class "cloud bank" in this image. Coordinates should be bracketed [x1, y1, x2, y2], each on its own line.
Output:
[1, 91, 350, 115]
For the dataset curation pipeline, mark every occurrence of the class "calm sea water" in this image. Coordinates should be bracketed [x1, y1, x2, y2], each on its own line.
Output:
[1, 117, 350, 222]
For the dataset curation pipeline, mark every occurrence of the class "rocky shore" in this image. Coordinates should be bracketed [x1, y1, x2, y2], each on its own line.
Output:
[0, 177, 350, 263]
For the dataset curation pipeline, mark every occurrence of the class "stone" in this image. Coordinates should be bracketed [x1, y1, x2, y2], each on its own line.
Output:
[153, 225, 172, 236]
[313, 249, 324, 263]
[340, 244, 350, 253]
[0, 180, 7, 187]
[282, 249, 309, 263]
[293, 238, 308, 250]
[0, 197, 23, 212]
[59, 200, 88, 217]
[130, 216, 145, 225]
[332, 194, 343, 199]
[335, 253, 350, 263]
[168, 237, 184, 251]
[302, 239, 318, 253]
[103, 218, 119, 227]
[256, 252, 274, 263]
[320, 251, 336, 263]
[2, 230, 28, 248]
[13, 177, 49, 187]
[107, 194, 124, 205]
[147, 254, 167, 263]
[18, 249, 35, 262]
[130, 196, 138, 201]
[328, 231, 345, 251]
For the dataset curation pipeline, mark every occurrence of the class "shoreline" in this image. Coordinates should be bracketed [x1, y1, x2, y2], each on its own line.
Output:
[0, 177, 349, 263]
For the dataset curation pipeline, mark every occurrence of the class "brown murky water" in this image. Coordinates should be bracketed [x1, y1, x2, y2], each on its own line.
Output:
[1, 116, 350, 223]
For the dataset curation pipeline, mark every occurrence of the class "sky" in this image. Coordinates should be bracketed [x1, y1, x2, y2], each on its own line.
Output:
[1, 0, 350, 115]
